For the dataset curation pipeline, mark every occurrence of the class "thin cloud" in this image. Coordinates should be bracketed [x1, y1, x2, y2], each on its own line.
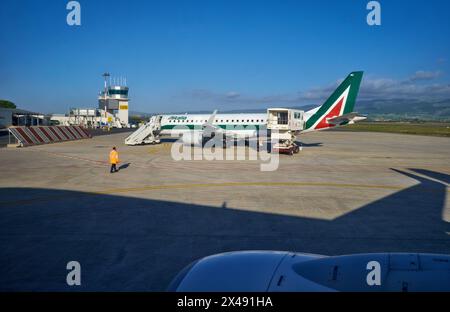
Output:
[225, 91, 240, 99]
[409, 70, 441, 81]
[182, 71, 450, 108]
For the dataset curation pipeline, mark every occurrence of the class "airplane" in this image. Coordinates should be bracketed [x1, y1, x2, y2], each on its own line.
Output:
[124, 71, 367, 153]
[168, 251, 450, 292]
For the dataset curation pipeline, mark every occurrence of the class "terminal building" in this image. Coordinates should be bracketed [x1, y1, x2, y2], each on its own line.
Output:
[0, 107, 45, 129]
[50, 73, 130, 128]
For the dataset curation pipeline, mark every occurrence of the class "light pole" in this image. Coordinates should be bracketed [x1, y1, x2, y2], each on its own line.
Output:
[102, 72, 110, 128]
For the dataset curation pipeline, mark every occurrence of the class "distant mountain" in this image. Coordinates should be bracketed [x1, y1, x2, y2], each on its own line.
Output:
[131, 99, 450, 122]
[352, 99, 450, 121]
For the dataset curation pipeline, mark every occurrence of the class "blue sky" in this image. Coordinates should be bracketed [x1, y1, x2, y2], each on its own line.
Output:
[0, 0, 449, 113]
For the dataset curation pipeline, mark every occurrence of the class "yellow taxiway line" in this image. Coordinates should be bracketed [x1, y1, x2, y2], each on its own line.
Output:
[96, 181, 405, 195]
[0, 181, 408, 207]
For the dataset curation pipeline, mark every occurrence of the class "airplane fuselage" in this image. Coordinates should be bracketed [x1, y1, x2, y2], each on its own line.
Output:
[159, 113, 268, 138]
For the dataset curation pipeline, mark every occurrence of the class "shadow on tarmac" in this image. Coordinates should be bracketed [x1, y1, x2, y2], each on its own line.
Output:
[118, 163, 131, 171]
[0, 168, 448, 290]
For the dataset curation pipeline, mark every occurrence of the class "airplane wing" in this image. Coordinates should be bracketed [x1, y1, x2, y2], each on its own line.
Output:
[327, 112, 367, 126]
[204, 109, 218, 127]
[202, 110, 220, 136]
[202, 109, 245, 140]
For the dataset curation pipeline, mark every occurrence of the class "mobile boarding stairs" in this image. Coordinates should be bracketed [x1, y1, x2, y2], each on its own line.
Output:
[125, 115, 162, 145]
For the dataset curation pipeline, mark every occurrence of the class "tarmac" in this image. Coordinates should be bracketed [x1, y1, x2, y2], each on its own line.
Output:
[0, 130, 449, 290]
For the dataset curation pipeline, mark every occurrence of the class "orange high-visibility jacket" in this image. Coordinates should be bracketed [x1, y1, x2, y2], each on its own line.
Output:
[109, 150, 119, 164]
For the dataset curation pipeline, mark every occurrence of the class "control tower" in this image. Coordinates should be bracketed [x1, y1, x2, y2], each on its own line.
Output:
[98, 73, 129, 126]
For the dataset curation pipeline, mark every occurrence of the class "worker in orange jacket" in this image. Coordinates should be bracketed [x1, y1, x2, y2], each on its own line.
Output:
[109, 147, 119, 173]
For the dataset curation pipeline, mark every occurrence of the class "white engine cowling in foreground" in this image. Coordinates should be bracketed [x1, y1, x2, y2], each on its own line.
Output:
[168, 251, 450, 292]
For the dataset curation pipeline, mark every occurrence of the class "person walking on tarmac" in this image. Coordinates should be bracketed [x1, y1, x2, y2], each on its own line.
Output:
[109, 147, 120, 173]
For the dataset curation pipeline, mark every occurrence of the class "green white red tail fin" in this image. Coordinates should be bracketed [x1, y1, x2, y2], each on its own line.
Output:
[304, 71, 364, 131]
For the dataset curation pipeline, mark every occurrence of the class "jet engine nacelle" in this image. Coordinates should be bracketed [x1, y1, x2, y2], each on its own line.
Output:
[181, 131, 207, 146]
[168, 251, 450, 292]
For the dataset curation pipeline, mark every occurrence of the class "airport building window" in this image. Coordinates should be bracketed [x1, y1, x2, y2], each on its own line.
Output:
[277, 112, 288, 125]
[108, 89, 128, 96]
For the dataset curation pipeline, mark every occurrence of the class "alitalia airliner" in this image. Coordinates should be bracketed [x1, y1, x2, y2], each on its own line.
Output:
[125, 71, 366, 149]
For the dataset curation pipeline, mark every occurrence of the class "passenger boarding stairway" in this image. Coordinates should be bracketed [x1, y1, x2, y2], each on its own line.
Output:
[125, 115, 162, 145]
